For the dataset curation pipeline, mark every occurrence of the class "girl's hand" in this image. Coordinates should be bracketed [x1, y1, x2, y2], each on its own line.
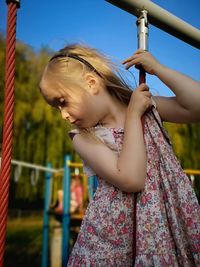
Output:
[128, 83, 152, 117]
[122, 49, 162, 75]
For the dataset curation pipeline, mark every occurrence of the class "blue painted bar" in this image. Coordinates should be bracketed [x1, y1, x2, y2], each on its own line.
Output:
[93, 175, 98, 192]
[41, 163, 52, 267]
[62, 155, 71, 267]
[88, 175, 98, 200]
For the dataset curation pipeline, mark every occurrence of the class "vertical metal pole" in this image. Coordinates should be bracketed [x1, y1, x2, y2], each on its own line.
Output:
[137, 10, 149, 84]
[88, 176, 94, 200]
[88, 175, 98, 200]
[41, 163, 52, 267]
[137, 10, 149, 51]
[62, 155, 71, 267]
[133, 10, 149, 265]
[93, 175, 98, 193]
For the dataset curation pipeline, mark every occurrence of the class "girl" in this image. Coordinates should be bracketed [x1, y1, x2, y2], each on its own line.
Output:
[39, 44, 200, 266]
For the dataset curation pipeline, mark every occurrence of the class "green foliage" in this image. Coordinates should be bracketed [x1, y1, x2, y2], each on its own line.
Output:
[164, 122, 200, 200]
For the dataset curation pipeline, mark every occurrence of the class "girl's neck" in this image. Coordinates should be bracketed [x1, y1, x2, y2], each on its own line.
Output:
[99, 97, 127, 129]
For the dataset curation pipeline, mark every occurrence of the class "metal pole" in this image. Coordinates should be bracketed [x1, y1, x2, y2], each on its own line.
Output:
[93, 175, 98, 193]
[41, 163, 52, 267]
[88, 175, 98, 200]
[106, 0, 200, 49]
[6, 158, 63, 173]
[136, 10, 148, 51]
[62, 155, 71, 267]
[131, 10, 149, 264]
[137, 10, 149, 84]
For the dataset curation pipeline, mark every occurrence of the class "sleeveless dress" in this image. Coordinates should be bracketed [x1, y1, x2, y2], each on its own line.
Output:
[67, 105, 200, 267]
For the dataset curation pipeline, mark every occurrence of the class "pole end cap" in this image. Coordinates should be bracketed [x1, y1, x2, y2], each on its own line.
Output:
[6, 0, 20, 8]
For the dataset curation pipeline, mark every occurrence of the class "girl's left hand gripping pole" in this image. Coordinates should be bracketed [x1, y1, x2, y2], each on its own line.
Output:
[137, 10, 149, 84]
[0, 1, 20, 266]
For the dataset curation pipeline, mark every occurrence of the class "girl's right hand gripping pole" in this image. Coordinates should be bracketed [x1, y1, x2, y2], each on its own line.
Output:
[136, 10, 149, 85]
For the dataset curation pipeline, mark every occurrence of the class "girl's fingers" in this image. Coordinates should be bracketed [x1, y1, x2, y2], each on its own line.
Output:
[122, 49, 146, 64]
[122, 53, 139, 64]
[137, 83, 149, 91]
[133, 49, 147, 54]
[123, 58, 141, 70]
[143, 92, 152, 98]
[137, 85, 152, 96]
[122, 56, 136, 65]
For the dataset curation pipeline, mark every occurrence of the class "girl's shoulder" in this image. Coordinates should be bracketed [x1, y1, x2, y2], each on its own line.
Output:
[69, 125, 123, 147]
[68, 126, 123, 178]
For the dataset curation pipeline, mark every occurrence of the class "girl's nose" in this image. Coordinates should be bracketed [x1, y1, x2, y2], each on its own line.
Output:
[60, 109, 70, 121]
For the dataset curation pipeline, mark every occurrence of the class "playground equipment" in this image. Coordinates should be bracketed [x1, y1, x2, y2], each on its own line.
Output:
[0, 155, 97, 267]
[106, 0, 200, 49]
[6, 156, 97, 267]
[0, 1, 20, 265]
[42, 155, 98, 267]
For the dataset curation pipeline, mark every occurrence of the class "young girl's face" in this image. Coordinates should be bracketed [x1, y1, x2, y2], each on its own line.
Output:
[40, 75, 103, 128]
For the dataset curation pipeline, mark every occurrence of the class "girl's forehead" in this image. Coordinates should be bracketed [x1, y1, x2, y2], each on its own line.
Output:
[40, 79, 67, 107]
[41, 76, 67, 95]
[40, 75, 83, 102]
[40, 65, 88, 97]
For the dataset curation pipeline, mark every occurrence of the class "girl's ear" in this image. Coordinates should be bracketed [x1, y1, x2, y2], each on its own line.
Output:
[85, 74, 100, 95]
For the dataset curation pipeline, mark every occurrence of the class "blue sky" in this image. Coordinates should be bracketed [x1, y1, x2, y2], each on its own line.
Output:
[0, 0, 200, 96]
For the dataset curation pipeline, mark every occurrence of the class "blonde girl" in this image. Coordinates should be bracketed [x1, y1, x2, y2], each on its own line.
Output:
[40, 44, 200, 266]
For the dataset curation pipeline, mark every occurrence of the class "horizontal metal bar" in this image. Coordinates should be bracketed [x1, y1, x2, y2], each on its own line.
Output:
[67, 161, 83, 168]
[0, 158, 63, 173]
[1, 159, 199, 176]
[106, 0, 200, 49]
[184, 169, 200, 175]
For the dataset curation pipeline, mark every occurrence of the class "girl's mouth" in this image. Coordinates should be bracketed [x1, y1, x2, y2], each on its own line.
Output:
[72, 120, 81, 126]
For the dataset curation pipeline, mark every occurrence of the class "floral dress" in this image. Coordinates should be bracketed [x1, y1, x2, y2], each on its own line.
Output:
[67, 105, 200, 267]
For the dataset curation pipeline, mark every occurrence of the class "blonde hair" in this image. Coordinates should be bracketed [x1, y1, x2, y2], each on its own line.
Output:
[43, 43, 133, 105]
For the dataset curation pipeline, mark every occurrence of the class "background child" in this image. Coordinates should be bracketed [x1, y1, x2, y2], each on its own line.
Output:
[70, 176, 84, 214]
[39, 44, 200, 266]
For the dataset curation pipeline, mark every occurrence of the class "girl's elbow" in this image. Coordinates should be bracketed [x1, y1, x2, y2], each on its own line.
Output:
[119, 176, 145, 193]
[128, 181, 145, 193]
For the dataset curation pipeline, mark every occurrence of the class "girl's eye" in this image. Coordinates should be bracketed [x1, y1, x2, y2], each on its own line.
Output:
[59, 98, 65, 106]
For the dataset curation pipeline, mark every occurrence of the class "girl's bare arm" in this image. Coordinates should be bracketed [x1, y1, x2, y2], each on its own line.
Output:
[72, 84, 151, 193]
[123, 50, 200, 123]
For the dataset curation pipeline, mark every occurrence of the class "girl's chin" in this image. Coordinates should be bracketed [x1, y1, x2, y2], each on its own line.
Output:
[72, 119, 98, 129]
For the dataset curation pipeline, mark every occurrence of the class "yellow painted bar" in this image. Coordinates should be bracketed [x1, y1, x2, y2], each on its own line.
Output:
[184, 169, 200, 175]
[67, 161, 83, 168]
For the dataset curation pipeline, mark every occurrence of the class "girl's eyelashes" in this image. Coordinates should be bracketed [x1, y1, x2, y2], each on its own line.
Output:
[58, 97, 67, 107]
[59, 97, 65, 104]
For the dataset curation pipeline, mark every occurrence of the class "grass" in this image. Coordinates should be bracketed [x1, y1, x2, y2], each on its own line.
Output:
[4, 214, 81, 267]
[5, 216, 43, 267]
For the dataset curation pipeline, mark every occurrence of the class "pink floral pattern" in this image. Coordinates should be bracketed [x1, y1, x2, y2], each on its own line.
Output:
[67, 107, 200, 267]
